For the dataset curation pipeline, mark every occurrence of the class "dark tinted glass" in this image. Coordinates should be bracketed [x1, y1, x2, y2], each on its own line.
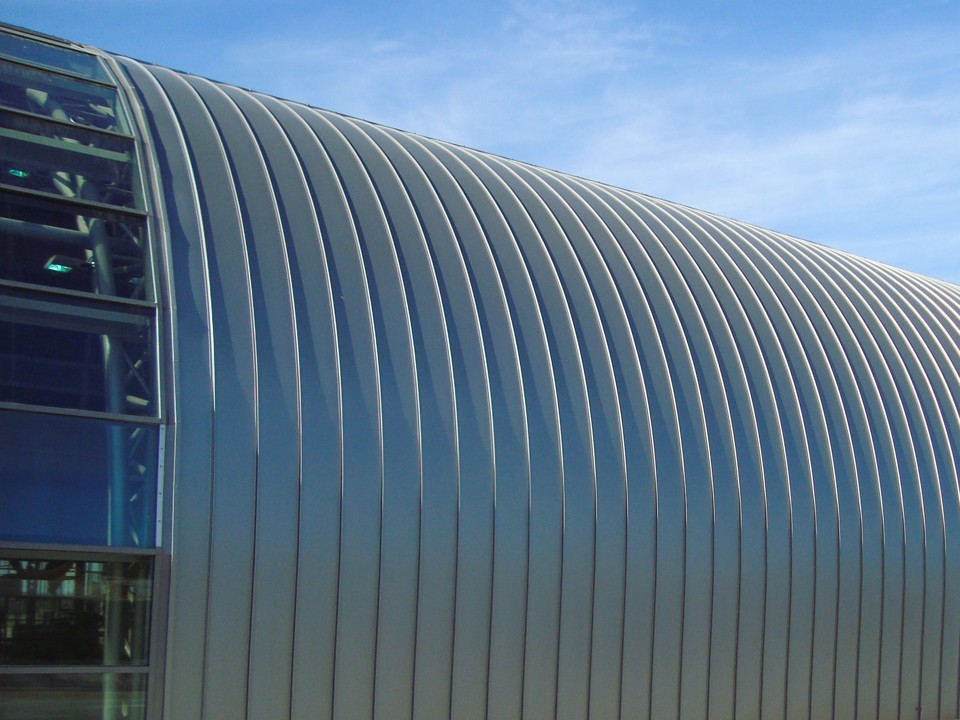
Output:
[0, 192, 148, 298]
[0, 303, 153, 415]
[0, 411, 159, 547]
[0, 672, 146, 719]
[0, 59, 125, 133]
[0, 31, 109, 82]
[1, 111, 138, 209]
[0, 556, 151, 665]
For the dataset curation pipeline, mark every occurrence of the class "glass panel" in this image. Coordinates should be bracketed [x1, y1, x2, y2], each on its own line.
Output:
[0, 59, 126, 133]
[0, 304, 154, 415]
[0, 31, 110, 82]
[0, 556, 151, 665]
[1, 111, 138, 209]
[0, 672, 146, 719]
[0, 192, 148, 298]
[0, 411, 159, 547]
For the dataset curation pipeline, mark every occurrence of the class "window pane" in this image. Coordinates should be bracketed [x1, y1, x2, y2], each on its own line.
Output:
[0, 59, 125, 133]
[0, 192, 148, 298]
[0, 411, 159, 547]
[0, 672, 146, 719]
[0, 314, 153, 415]
[0, 556, 151, 665]
[0, 31, 110, 82]
[1, 111, 138, 210]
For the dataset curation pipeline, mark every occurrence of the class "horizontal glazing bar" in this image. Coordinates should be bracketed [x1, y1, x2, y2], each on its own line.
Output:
[0, 542, 158, 559]
[0, 401, 162, 425]
[0, 665, 150, 675]
[1, 104, 135, 141]
[0, 183, 146, 218]
[0, 280, 155, 310]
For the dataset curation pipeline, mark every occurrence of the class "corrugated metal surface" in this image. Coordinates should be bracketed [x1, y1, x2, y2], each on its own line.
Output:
[111, 54, 960, 720]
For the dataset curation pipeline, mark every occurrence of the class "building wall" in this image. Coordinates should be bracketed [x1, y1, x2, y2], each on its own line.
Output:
[113, 55, 960, 720]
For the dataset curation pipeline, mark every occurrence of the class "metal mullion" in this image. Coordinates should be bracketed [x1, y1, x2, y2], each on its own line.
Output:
[0, 292, 153, 334]
[0, 105, 136, 141]
[0, 278, 157, 311]
[1, 125, 132, 164]
[0, 665, 150, 675]
[0, 400, 161, 425]
[0, 182, 148, 218]
[0, 541, 158, 559]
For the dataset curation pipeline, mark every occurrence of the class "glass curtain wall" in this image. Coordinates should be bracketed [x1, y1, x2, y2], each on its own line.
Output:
[0, 24, 160, 720]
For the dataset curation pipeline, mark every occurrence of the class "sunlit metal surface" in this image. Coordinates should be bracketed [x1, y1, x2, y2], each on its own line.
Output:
[109, 53, 960, 720]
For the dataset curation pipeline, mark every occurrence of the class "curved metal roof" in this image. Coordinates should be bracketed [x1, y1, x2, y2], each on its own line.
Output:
[109, 53, 960, 720]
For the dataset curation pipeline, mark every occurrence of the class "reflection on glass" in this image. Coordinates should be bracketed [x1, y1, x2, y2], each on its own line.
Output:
[0, 411, 158, 547]
[0, 31, 110, 82]
[1, 111, 138, 210]
[0, 192, 147, 298]
[0, 59, 125, 133]
[0, 672, 146, 719]
[0, 557, 151, 665]
[0, 314, 153, 415]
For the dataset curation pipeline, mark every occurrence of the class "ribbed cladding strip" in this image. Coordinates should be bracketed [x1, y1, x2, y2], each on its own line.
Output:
[857, 261, 960, 719]
[639, 196, 768, 720]
[706, 212, 871, 720]
[146, 65, 260, 720]
[789, 240, 949, 718]
[316, 111, 422, 720]
[749, 222, 905, 720]
[606, 190, 735, 720]
[763, 228, 930, 720]
[365, 126, 496, 718]
[379, 129, 512, 720]
[688, 214, 836, 717]
[717, 219, 872, 716]
[526, 168, 656, 720]
[242, 91, 344, 720]
[414, 136, 566, 717]
[114, 56, 216, 720]
[248, 96, 365, 720]
[735, 224, 905, 720]
[327, 112, 460, 720]
[447, 148, 586, 720]
[830, 251, 958, 720]
[574, 185, 703, 720]
[646, 200, 786, 720]
[544, 175, 676, 720]
[670, 207, 808, 720]
[664, 200, 858, 717]
[186, 76, 301, 720]
[503, 163, 629, 720]
[291, 107, 417, 720]
[413, 136, 557, 720]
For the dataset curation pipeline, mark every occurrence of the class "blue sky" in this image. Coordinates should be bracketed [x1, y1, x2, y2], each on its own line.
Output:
[4, 1, 959, 281]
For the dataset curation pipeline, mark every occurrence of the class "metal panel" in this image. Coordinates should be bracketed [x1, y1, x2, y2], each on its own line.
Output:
[284, 109, 385, 720]
[113, 58, 214, 720]
[197, 79, 301, 720]
[103, 48, 960, 720]
[421, 140, 551, 720]
[147, 67, 259, 720]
